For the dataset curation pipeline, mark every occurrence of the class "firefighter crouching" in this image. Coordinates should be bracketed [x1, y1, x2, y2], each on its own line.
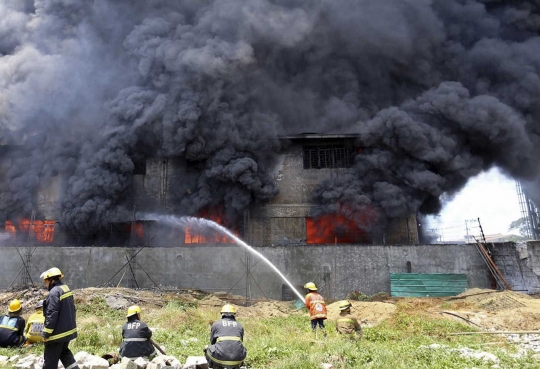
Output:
[41, 267, 79, 369]
[204, 304, 247, 369]
[25, 300, 45, 344]
[335, 300, 362, 339]
[119, 305, 156, 359]
[0, 299, 26, 348]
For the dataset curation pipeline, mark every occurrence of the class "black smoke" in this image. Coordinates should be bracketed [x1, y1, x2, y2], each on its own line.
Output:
[1, 0, 540, 234]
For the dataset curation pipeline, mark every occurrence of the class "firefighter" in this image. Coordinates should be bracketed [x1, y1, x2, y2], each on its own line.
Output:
[335, 300, 362, 339]
[0, 299, 26, 348]
[40, 267, 79, 369]
[119, 305, 156, 359]
[204, 304, 247, 369]
[304, 282, 327, 335]
[24, 300, 45, 344]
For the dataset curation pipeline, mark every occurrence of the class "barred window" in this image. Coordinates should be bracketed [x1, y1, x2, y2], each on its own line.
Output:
[303, 146, 355, 169]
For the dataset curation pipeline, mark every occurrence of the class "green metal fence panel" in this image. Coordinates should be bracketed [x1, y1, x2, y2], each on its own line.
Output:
[390, 273, 469, 297]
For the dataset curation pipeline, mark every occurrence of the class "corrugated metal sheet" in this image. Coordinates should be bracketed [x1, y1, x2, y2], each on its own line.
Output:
[390, 273, 468, 297]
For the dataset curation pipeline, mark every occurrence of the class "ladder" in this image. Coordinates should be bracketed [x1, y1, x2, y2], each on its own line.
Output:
[474, 239, 512, 291]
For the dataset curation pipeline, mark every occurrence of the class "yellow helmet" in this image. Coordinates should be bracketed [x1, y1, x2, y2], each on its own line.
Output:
[40, 267, 64, 280]
[126, 305, 141, 317]
[8, 299, 22, 313]
[338, 300, 352, 311]
[220, 304, 236, 315]
[304, 282, 317, 291]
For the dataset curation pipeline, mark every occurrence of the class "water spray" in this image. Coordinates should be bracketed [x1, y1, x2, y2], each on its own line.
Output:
[147, 214, 305, 303]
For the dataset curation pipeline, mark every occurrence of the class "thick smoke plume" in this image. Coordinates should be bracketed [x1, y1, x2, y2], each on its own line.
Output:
[1, 0, 540, 234]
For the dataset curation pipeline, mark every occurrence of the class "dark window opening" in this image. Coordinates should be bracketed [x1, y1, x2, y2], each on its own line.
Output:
[303, 146, 355, 169]
[133, 159, 147, 175]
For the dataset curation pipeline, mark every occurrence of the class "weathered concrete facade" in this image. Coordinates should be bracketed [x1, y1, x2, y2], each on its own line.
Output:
[4, 135, 418, 247]
[247, 135, 419, 247]
[0, 243, 494, 299]
[488, 241, 540, 294]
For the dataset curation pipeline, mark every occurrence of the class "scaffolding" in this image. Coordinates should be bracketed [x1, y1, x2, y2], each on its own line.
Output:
[516, 181, 539, 240]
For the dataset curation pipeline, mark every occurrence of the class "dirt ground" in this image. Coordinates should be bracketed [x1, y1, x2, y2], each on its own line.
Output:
[437, 288, 540, 331]
[1, 287, 539, 332]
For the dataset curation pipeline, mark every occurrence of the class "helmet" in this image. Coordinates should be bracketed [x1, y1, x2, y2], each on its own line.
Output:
[338, 300, 352, 311]
[126, 305, 141, 317]
[304, 282, 317, 291]
[40, 267, 64, 280]
[8, 299, 22, 313]
[36, 300, 44, 309]
[220, 304, 236, 315]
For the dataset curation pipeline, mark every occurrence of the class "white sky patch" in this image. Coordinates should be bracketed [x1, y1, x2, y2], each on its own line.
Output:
[426, 167, 522, 241]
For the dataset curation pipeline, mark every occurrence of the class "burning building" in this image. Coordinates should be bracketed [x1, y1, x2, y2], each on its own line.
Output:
[0, 132, 418, 246]
[2, 1, 540, 248]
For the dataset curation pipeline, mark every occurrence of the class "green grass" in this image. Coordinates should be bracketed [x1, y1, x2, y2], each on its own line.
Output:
[0, 298, 538, 368]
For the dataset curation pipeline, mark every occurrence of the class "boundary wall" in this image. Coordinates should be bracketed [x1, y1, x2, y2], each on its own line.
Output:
[0, 243, 496, 299]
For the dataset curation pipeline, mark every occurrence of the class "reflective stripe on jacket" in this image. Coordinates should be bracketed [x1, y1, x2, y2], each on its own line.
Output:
[24, 311, 45, 343]
[43, 281, 77, 343]
[0, 315, 25, 348]
[335, 312, 362, 338]
[119, 319, 155, 358]
[208, 317, 247, 367]
[305, 292, 327, 320]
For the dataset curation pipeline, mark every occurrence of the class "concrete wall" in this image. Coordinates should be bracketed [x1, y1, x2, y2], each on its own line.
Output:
[0, 243, 491, 299]
[489, 241, 540, 294]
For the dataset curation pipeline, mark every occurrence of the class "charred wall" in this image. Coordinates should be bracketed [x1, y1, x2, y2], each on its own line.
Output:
[2, 136, 418, 246]
[248, 136, 419, 246]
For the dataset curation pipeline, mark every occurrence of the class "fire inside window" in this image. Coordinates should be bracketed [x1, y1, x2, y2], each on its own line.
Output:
[184, 208, 238, 244]
[184, 227, 235, 244]
[5, 220, 55, 243]
[303, 145, 355, 169]
[306, 215, 369, 244]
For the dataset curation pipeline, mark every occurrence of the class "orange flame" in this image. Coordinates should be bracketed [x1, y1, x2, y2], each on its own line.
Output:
[185, 207, 237, 244]
[306, 207, 377, 244]
[127, 222, 145, 239]
[5, 221, 16, 235]
[4, 219, 55, 243]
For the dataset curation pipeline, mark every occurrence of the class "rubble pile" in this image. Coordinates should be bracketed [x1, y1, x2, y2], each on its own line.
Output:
[505, 333, 540, 354]
[420, 343, 500, 367]
[0, 353, 207, 369]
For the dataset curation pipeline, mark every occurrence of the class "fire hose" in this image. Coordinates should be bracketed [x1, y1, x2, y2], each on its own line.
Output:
[150, 338, 166, 355]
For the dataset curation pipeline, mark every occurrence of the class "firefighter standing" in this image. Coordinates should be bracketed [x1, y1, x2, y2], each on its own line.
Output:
[335, 300, 362, 339]
[204, 304, 247, 369]
[40, 267, 79, 369]
[119, 305, 156, 359]
[304, 282, 327, 334]
[0, 299, 26, 347]
[24, 300, 45, 344]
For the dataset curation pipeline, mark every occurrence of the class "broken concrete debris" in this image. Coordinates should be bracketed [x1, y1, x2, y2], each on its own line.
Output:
[0, 353, 199, 369]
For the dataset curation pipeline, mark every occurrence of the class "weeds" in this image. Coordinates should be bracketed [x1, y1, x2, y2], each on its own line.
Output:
[0, 297, 537, 368]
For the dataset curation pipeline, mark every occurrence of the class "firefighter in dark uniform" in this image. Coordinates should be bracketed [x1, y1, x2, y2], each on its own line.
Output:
[0, 299, 26, 347]
[335, 300, 362, 339]
[119, 305, 156, 359]
[40, 267, 79, 369]
[204, 304, 247, 369]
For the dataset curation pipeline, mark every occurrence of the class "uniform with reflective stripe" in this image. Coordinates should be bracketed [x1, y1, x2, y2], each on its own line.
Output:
[304, 292, 327, 320]
[0, 315, 25, 348]
[207, 317, 246, 368]
[335, 312, 362, 338]
[24, 310, 45, 344]
[119, 318, 155, 358]
[43, 281, 78, 343]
